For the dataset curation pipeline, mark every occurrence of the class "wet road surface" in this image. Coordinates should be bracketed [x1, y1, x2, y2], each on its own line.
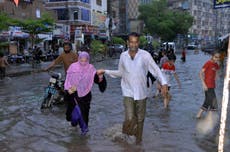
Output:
[0, 51, 229, 152]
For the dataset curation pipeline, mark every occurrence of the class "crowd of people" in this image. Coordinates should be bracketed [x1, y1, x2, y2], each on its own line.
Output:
[42, 32, 223, 145]
[0, 31, 224, 145]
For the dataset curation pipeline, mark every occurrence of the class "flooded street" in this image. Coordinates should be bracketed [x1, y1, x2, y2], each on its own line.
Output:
[0, 51, 229, 152]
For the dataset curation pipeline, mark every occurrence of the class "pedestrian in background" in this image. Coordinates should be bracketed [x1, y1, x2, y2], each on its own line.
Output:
[153, 50, 168, 98]
[159, 50, 168, 68]
[44, 41, 78, 74]
[44, 41, 78, 122]
[161, 55, 181, 108]
[64, 51, 106, 135]
[167, 47, 177, 62]
[181, 47, 186, 62]
[0, 51, 9, 80]
[97, 32, 168, 144]
[196, 51, 220, 119]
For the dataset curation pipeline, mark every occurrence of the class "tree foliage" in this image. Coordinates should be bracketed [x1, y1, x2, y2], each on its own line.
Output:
[16, 13, 55, 47]
[0, 13, 20, 49]
[90, 40, 106, 55]
[139, 36, 148, 48]
[139, 0, 193, 41]
[0, 12, 54, 47]
[0, 13, 18, 30]
[111, 37, 126, 45]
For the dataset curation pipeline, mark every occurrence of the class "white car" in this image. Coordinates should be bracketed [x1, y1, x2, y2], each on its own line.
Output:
[162, 42, 176, 53]
[187, 44, 197, 50]
[108, 44, 125, 57]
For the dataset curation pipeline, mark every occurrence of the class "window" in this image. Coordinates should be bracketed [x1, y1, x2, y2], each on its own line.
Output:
[74, 11, 78, 20]
[96, 0, 102, 6]
[81, 8, 90, 21]
[81, 0, 89, 3]
[55, 9, 69, 20]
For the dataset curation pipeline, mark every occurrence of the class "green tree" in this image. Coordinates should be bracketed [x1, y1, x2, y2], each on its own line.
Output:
[16, 13, 54, 48]
[139, 36, 148, 48]
[0, 13, 11, 30]
[0, 13, 20, 51]
[90, 40, 106, 56]
[111, 37, 126, 45]
[139, 0, 193, 41]
[0, 13, 15, 31]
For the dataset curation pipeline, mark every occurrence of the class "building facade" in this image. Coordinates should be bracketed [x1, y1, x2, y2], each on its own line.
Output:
[45, 0, 91, 42]
[169, 0, 230, 45]
[0, 0, 51, 20]
[45, 0, 108, 44]
[0, 0, 52, 54]
[91, 0, 107, 38]
[111, 0, 229, 45]
[107, 0, 149, 35]
[105, 0, 124, 36]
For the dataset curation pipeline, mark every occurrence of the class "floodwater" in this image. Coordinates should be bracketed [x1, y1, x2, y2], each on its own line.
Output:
[0, 51, 229, 152]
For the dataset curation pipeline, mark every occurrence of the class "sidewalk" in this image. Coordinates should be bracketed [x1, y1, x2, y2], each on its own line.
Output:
[5, 55, 106, 77]
[5, 61, 62, 77]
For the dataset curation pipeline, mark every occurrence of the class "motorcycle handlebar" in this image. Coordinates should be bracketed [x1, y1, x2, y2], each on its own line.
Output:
[48, 70, 62, 79]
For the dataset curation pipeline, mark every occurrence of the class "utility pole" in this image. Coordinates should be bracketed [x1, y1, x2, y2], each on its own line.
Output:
[107, 0, 112, 42]
[65, 0, 70, 41]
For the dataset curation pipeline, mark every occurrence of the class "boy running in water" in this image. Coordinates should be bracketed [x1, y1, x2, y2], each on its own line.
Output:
[196, 51, 220, 118]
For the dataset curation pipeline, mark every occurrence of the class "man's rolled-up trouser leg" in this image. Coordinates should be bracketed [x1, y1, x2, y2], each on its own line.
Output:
[122, 97, 137, 135]
[136, 98, 146, 143]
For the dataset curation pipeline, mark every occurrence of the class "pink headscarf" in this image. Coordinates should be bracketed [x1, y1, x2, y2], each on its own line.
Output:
[64, 51, 96, 97]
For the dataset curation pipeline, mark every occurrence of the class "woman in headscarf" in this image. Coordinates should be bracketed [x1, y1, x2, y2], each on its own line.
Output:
[64, 51, 106, 135]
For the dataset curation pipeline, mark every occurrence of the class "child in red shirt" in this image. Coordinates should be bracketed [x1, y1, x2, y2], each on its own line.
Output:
[161, 55, 181, 108]
[196, 51, 220, 118]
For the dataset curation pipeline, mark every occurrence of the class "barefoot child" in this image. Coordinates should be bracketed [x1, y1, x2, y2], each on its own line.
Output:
[161, 55, 181, 108]
[196, 51, 220, 118]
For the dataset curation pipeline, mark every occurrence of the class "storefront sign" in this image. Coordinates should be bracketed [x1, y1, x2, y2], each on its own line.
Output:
[75, 29, 82, 38]
[9, 26, 29, 38]
[70, 25, 98, 35]
[214, 0, 230, 9]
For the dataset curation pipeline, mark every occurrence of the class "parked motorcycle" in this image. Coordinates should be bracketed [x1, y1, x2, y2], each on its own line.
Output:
[41, 71, 65, 109]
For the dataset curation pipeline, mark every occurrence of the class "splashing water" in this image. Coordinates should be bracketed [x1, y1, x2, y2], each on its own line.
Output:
[103, 123, 136, 144]
[196, 111, 219, 135]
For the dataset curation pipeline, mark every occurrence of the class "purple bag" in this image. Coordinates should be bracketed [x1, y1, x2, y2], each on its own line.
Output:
[71, 104, 88, 135]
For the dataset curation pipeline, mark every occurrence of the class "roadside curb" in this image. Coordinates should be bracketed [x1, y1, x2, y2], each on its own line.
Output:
[6, 65, 62, 77]
[5, 57, 109, 77]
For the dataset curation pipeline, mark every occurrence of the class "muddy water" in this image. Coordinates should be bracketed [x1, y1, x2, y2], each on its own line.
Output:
[0, 52, 229, 152]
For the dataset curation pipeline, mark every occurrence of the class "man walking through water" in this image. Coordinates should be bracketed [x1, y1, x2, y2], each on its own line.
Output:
[44, 41, 78, 122]
[97, 32, 168, 144]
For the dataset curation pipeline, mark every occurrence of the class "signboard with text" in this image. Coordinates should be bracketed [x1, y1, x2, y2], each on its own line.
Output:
[214, 0, 230, 9]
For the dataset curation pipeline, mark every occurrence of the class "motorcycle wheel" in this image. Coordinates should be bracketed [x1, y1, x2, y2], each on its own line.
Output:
[53, 94, 65, 105]
[41, 94, 54, 109]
